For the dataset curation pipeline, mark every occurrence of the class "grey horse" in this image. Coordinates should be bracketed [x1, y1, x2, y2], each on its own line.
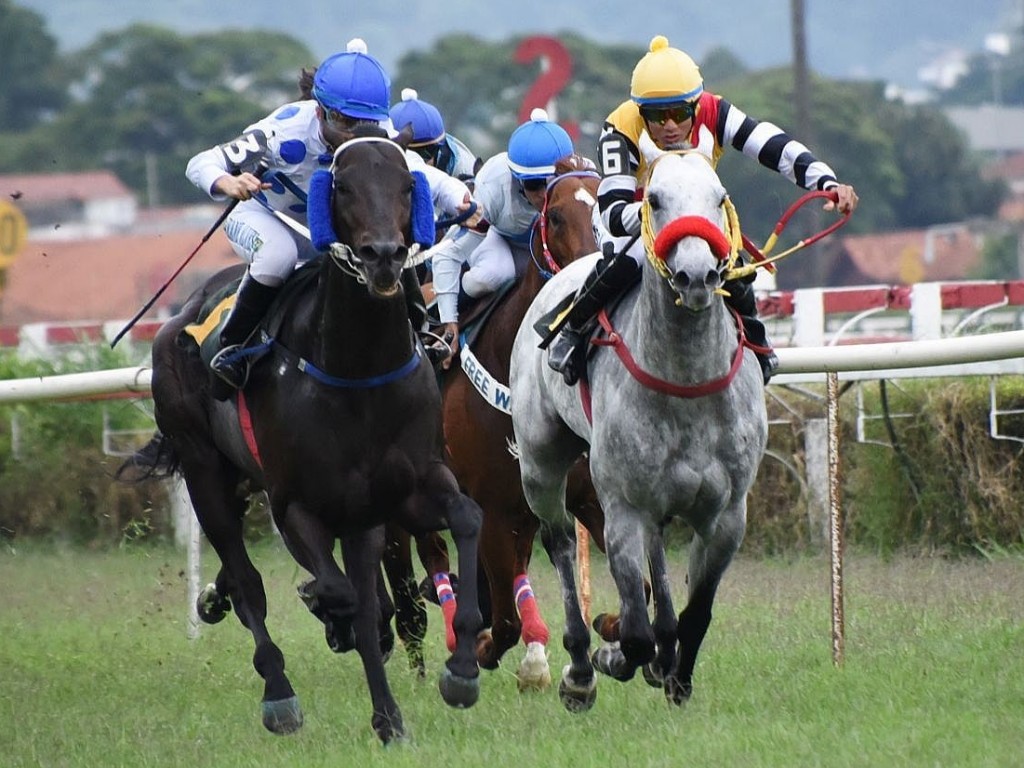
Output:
[509, 150, 768, 710]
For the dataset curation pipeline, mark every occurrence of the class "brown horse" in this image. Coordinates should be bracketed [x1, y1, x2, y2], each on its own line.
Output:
[123, 125, 483, 743]
[414, 157, 607, 689]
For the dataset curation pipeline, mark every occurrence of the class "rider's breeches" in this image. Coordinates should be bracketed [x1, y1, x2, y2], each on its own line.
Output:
[461, 227, 517, 297]
[223, 202, 320, 288]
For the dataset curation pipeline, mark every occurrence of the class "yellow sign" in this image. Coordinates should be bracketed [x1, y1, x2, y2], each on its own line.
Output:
[0, 199, 28, 269]
[898, 244, 924, 285]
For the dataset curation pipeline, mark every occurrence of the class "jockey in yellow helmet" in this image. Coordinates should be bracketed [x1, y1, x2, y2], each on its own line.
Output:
[546, 35, 858, 386]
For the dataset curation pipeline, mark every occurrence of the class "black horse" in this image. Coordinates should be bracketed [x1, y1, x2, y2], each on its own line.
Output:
[126, 125, 483, 743]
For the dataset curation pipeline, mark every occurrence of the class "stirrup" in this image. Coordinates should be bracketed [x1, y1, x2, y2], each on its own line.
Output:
[547, 330, 584, 386]
[758, 350, 780, 386]
[210, 344, 250, 390]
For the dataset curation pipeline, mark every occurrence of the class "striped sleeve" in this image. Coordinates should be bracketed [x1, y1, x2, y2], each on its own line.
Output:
[597, 127, 643, 237]
[717, 98, 838, 191]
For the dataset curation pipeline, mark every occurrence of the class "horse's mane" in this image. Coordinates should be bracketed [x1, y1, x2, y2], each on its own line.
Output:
[350, 122, 389, 140]
[554, 154, 598, 175]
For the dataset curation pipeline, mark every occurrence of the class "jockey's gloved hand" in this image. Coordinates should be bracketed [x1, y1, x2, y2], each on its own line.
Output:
[439, 322, 459, 369]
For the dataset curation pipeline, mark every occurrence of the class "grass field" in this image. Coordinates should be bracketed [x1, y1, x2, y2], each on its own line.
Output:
[2, 540, 1022, 767]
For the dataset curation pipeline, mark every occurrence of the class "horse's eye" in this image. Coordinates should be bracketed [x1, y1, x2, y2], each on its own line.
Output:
[647, 192, 661, 210]
[548, 210, 564, 229]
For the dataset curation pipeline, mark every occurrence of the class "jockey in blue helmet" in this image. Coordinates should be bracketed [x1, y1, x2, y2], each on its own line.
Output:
[429, 109, 576, 369]
[389, 88, 480, 182]
[186, 38, 473, 393]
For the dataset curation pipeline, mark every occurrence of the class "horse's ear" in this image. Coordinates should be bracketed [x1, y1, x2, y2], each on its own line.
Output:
[637, 130, 665, 165]
[409, 170, 435, 248]
[307, 169, 339, 251]
[394, 122, 414, 151]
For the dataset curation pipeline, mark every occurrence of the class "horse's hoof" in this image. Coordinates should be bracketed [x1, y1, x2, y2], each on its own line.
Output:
[591, 612, 620, 642]
[558, 664, 597, 713]
[196, 583, 231, 624]
[642, 662, 664, 689]
[664, 675, 692, 706]
[261, 696, 303, 734]
[517, 641, 551, 692]
[475, 630, 500, 670]
[591, 642, 636, 682]
[324, 620, 356, 653]
[438, 665, 480, 709]
[373, 713, 407, 745]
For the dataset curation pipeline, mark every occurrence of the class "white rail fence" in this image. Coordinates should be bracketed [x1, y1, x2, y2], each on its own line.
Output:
[4, 328, 1024, 657]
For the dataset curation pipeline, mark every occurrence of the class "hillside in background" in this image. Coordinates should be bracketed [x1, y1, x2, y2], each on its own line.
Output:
[17, 0, 1020, 89]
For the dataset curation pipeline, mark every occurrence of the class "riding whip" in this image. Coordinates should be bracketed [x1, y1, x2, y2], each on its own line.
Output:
[110, 161, 268, 348]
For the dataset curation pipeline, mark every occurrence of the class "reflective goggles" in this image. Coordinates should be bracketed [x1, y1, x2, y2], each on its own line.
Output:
[639, 101, 698, 125]
[520, 177, 549, 193]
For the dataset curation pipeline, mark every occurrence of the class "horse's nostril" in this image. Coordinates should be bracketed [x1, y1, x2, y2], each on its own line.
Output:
[705, 270, 722, 289]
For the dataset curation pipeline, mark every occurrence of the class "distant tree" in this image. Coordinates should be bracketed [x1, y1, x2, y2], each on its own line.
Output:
[0, 24, 315, 206]
[936, 48, 1024, 106]
[0, 0, 66, 131]
[970, 232, 1021, 280]
[394, 33, 644, 159]
[700, 46, 750, 85]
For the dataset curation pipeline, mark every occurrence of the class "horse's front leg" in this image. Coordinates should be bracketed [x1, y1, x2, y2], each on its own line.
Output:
[341, 528, 405, 743]
[670, 502, 745, 705]
[642, 529, 677, 688]
[594, 507, 656, 681]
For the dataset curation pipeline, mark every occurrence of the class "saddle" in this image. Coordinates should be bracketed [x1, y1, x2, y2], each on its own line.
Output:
[183, 261, 320, 369]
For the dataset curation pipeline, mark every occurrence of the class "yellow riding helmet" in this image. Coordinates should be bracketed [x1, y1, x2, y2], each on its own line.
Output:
[630, 35, 704, 105]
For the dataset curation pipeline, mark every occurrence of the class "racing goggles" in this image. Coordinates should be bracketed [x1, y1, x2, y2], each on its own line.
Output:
[639, 101, 698, 125]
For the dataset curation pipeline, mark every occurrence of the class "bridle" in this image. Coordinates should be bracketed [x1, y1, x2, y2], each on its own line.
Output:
[324, 136, 424, 282]
[531, 170, 601, 279]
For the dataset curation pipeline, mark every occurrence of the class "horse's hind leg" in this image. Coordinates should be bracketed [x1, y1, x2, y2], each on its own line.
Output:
[593, 508, 656, 682]
[196, 566, 233, 624]
[669, 506, 745, 705]
[342, 528, 405, 743]
[538, 519, 596, 712]
[179, 456, 302, 734]
[382, 525, 427, 676]
[436, 491, 483, 709]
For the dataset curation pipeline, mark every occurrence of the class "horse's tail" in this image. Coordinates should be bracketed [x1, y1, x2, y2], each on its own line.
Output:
[115, 430, 180, 482]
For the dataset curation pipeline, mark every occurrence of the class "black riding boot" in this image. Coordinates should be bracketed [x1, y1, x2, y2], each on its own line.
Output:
[724, 277, 778, 385]
[210, 272, 280, 396]
[546, 252, 640, 386]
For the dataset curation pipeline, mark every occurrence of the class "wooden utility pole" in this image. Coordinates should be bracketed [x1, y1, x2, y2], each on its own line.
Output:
[790, 0, 829, 287]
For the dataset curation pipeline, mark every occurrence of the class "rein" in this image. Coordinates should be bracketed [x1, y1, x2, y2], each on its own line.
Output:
[591, 306, 749, 398]
[725, 188, 850, 281]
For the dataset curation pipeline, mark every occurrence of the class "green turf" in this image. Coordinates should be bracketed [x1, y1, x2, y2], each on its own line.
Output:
[2, 542, 1021, 767]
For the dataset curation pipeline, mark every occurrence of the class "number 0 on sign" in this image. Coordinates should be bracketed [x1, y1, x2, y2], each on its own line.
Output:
[0, 200, 28, 269]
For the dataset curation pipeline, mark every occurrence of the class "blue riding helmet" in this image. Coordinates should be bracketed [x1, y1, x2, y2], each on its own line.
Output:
[312, 39, 391, 122]
[507, 108, 573, 180]
[390, 88, 445, 147]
